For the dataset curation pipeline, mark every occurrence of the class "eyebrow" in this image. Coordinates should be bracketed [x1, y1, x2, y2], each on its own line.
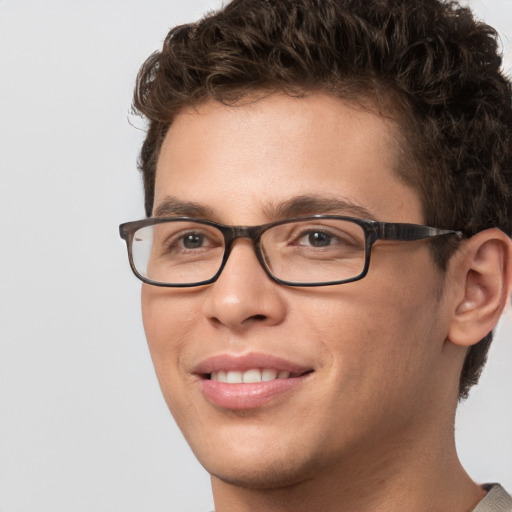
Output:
[153, 194, 378, 222]
[264, 195, 379, 221]
[153, 197, 216, 218]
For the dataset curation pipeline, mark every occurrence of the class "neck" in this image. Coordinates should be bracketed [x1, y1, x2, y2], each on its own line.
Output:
[211, 425, 484, 512]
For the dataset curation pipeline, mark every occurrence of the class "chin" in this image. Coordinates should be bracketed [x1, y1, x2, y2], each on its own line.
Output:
[189, 431, 331, 491]
[206, 455, 322, 491]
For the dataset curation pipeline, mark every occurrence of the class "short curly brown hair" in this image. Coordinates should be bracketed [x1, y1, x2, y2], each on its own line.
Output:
[132, 0, 512, 399]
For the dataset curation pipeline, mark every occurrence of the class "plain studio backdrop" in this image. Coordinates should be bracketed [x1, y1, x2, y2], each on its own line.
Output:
[0, 1, 511, 511]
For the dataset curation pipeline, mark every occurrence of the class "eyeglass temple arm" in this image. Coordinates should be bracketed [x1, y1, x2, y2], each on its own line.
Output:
[375, 222, 464, 241]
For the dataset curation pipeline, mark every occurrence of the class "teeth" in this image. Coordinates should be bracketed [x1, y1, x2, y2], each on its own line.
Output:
[242, 369, 261, 383]
[261, 369, 278, 381]
[210, 368, 294, 383]
[226, 371, 243, 384]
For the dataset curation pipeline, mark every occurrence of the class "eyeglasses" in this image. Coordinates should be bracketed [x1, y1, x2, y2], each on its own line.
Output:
[119, 215, 463, 287]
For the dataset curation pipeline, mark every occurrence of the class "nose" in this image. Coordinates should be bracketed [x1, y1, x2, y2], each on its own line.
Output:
[202, 239, 287, 331]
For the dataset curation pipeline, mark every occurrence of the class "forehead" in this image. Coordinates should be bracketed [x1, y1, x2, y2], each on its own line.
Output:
[154, 93, 423, 225]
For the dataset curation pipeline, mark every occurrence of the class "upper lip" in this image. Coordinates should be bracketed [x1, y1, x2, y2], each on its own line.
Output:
[193, 352, 314, 376]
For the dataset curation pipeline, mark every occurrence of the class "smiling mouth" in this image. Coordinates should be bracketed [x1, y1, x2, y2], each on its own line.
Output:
[198, 359, 314, 408]
[207, 369, 312, 383]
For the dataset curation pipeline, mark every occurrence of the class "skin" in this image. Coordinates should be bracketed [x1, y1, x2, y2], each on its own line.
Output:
[141, 93, 493, 511]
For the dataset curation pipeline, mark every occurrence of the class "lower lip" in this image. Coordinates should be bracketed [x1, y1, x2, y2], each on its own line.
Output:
[200, 375, 310, 409]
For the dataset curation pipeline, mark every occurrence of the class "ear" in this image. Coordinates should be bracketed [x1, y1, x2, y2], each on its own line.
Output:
[448, 228, 512, 347]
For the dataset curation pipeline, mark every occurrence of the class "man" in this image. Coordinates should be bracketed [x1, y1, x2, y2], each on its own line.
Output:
[119, 0, 512, 510]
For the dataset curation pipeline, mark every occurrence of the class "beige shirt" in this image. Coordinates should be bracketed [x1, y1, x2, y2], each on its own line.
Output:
[473, 484, 512, 512]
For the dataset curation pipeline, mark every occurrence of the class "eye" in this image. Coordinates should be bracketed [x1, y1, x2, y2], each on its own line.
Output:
[181, 232, 207, 249]
[301, 230, 336, 248]
[294, 229, 343, 248]
[156, 226, 221, 255]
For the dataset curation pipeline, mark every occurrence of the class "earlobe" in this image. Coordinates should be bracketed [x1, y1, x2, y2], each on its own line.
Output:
[448, 228, 512, 347]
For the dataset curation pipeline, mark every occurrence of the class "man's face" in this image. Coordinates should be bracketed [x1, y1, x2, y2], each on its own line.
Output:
[142, 93, 454, 488]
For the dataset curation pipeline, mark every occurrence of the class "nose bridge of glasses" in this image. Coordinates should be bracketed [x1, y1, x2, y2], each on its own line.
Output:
[233, 226, 252, 238]
[225, 225, 262, 245]
[222, 225, 267, 273]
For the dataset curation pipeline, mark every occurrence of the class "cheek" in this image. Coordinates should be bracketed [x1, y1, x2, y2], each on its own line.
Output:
[292, 273, 441, 392]
[141, 287, 198, 404]
[142, 285, 201, 344]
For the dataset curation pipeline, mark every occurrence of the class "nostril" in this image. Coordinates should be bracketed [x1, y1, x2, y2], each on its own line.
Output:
[250, 314, 268, 322]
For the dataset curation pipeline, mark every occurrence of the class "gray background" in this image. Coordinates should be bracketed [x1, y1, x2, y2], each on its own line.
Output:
[0, 1, 510, 511]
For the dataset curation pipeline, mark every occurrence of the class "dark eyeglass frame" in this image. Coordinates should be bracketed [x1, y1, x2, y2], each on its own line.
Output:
[119, 215, 464, 288]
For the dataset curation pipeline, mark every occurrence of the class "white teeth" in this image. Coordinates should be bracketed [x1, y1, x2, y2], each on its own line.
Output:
[226, 371, 243, 384]
[242, 369, 262, 383]
[261, 369, 278, 381]
[210, 368, 294, 383]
